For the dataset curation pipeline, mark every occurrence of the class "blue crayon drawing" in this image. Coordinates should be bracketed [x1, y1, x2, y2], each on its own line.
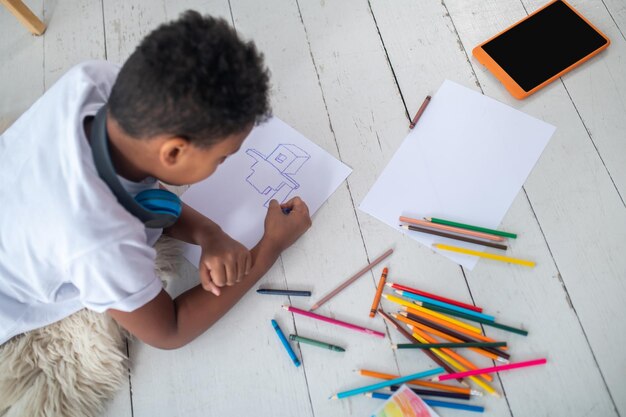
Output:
[246, 144, 310, 207]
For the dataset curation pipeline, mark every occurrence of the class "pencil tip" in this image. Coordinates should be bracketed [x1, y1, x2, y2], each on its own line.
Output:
[330, 395, 338, 400]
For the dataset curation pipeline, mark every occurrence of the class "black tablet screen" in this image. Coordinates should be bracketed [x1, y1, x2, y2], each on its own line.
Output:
[482, 1, 607, 92]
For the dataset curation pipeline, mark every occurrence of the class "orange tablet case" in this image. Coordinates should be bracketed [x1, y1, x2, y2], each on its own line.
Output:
[473, 0, 610, 99]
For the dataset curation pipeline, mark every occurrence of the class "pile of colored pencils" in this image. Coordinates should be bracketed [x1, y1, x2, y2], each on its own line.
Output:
[399, 216, 535, 267]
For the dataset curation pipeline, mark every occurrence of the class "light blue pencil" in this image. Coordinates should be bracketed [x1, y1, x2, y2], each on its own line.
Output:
[330, 367, 444, 399]
[394, 290, 495, 322]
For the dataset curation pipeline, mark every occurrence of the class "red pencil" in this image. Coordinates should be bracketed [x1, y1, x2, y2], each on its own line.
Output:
[386, 282, 483, 313]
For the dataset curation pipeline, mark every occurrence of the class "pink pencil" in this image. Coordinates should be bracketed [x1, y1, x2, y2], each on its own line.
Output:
[282, 305, 385, 338]
[432, 359, 547, 381]
[400, 216, 506, 242]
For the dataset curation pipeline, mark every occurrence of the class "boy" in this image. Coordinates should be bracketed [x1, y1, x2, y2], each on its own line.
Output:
[0, 11, 311, 349]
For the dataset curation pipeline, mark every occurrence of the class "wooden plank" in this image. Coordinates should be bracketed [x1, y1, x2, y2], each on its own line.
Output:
[284, 1, 499, 416]
[603, 0, 626, 38]
[443, 0, 626, 415]
[0, 0, 43, 127]
[43, 0, 105, 89]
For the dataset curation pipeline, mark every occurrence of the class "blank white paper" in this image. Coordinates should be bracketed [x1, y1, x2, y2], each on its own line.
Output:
[359, 80, 555, 269]
[181, 117, 352, 266]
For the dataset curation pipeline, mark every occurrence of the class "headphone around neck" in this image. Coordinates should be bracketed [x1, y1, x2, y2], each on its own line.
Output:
[90, 106, 182, 229]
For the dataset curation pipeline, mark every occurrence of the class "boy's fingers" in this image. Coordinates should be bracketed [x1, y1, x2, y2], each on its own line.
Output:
[224, 261, 237, 286]
[199, 266, 221, 296]
[244, 254, 252, 276]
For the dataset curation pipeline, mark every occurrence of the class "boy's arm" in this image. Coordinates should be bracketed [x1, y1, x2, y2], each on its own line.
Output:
[163, 201, 252, 295]
[107, 198, 310, 350]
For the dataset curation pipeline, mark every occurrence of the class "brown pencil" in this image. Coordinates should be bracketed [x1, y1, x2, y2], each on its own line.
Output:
[378, 309, 465, 384]
[310, 248, 393, 311]
[399, 216, 505, 242]
[369, 268, 388, 318]
[409, 95, 431, 129]
[400, 224, 507, 250]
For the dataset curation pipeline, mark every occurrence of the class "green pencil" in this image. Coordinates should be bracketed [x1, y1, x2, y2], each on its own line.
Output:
[393, 342, 506, 349]
[426, 217, 517, 239]
[289, 334, 345, 352]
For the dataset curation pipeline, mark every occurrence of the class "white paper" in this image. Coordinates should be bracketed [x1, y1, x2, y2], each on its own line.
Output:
[181, 117, 352, 266]
[359, 80, 555, 269]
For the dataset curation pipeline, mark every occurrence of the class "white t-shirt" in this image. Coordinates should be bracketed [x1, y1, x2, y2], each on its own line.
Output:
[0, 61, 164, 345]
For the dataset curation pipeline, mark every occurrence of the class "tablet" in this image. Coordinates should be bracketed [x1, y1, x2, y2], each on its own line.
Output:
[473, 0, 610, 99]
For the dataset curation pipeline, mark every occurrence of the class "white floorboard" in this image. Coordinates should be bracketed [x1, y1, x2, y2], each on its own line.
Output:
[1, 0, 624, 416]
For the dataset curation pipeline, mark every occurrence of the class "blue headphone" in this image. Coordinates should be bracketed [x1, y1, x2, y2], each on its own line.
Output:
[90, 106, 182, 228]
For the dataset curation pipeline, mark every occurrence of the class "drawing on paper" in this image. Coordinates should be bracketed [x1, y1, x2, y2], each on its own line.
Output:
[246, 144, 310, 207]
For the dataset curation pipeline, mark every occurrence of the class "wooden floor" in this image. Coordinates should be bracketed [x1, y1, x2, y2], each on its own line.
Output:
[2, 0, 625, 416]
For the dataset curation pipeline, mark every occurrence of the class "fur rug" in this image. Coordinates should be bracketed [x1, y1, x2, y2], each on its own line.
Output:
[0, 236, 182, 417]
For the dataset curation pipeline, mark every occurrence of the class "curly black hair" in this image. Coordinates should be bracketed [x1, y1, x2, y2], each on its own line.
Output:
[108, 10, 271, 147]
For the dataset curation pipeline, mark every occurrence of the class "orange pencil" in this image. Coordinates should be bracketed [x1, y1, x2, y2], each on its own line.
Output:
[402, 308, 487, 341]
[357, 369, 479, 396]
[411, 326, 493, 382]
[399, 216, 505, 242]
[369, 267, 388, 318]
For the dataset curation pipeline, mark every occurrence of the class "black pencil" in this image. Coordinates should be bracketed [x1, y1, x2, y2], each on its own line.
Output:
[400, 224, 508, 250]
[256, 288, 311, 296]
[388, 385, 470, 400]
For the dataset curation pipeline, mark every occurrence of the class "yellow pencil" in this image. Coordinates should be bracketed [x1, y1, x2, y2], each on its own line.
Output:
[433, 243, 535, 267]
[383, 294, 482, 334]
[411, 330, 498, 397]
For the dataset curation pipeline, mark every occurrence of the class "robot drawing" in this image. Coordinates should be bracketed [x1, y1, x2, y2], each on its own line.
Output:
[245, 144, 310, 207]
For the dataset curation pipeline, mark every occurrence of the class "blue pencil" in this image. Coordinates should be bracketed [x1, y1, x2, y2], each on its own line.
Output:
[330, 367, 444, 399]
[271, 319, 300, 367]
[365, 392, 485, 413]
[395, 290, 495, 322]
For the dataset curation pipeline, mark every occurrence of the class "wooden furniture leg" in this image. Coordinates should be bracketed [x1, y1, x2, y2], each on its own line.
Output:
[0, 0, 46, 35]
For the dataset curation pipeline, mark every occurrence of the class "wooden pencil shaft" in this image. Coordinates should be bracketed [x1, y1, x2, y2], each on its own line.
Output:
[423, 303, 527, 336]
[388, 385, 470, 400]
[369, 268, 388, 317]
[378, 310, 460, 379]
[399, 216, 505, 242]
[428, 217, 517, 238]
[310, 248, 393, 310]
[404, 312, 510, 360]
[395, 342, 506, 349]
[402, 224, 507, 250]
[409, 95, 431, 128]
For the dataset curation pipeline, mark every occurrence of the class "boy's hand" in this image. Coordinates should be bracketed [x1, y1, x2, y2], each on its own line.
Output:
[263, 197, 312, 252]
[197, 228, 251, 296]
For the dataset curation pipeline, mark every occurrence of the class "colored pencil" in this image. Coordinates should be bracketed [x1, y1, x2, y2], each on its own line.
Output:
[410, 328, 498, 396]
[434, 243, 534, 267]
[409, 95, 431, 129]
[365, 393, 486, 412]
[388, 385, 470, 400]
[416, 303, 528, 336]
[393, 313, 510, 363]
[257, 288, 311, 296]
[393, 342, 506, 349]
[369, 267, 388, 318]
[330, 367, 444, 399]
[401, 224, 508, 250]
[433, 359, 548, 381]
[400, 310, 511, 360]
[410, 326, 494, 383]
[310, 248, 393, 311]
[358, 369, 481, 396]
[400, 216, 505, 242]
[289, 334, 345, 352]
[378, 309, 464, 382]
[270, 320, 300, 367]
[394, 289, 495, 322]
[427, 217, 517, 239]
[283, 305, 385, 338]
[387, 282, 483, 313]
[383, 294, 482, 334]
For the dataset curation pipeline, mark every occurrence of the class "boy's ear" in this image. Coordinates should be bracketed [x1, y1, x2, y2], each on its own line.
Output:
[159, 137, 189, 167]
